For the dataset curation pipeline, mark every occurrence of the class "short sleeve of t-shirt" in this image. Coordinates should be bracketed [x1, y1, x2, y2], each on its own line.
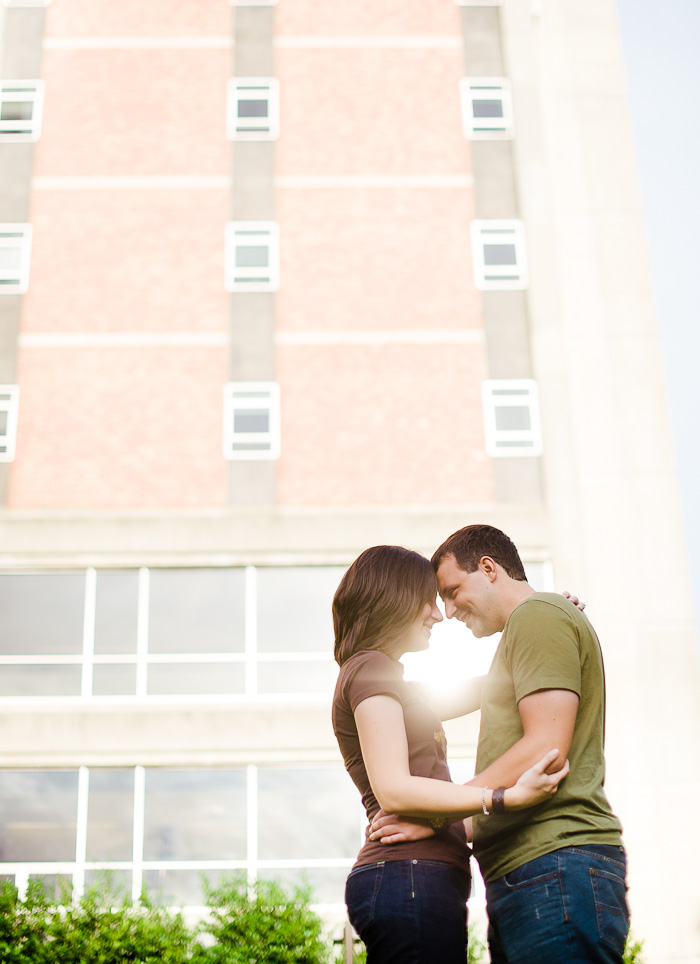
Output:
[506, 598, 582, 703]
[339, 651, 404, 712]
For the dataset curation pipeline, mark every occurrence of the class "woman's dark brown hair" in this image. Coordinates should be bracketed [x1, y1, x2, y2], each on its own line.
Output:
[333, 545, 437, 666]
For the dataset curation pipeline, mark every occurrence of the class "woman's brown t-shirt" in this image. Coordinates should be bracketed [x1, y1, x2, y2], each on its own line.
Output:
[332, 649, 471, 870]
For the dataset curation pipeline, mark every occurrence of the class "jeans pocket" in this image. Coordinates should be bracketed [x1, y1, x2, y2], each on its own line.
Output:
[589, 867, 630, 953]
[345, 863, 385, 934]
[502, 852, 559, 890]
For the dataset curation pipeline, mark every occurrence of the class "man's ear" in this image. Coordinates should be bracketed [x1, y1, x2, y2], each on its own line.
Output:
[479, 556, 498, 580]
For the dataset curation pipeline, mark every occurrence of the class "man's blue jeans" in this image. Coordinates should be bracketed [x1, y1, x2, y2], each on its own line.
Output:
[345, 859, 471, 964]
[485, 844, 630, 964]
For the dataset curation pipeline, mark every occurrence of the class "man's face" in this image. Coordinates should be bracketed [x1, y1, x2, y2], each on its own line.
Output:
[436, 553, 504, 638]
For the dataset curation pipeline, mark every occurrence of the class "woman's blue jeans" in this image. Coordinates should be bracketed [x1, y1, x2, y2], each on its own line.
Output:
[345, 858, 471, 964]
[485, 844, 630, 964]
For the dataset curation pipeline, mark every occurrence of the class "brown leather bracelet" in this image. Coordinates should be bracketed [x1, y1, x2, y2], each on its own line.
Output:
[491, 786, 507, 814]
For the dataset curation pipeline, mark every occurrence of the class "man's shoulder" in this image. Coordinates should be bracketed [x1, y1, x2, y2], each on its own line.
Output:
[510, 592, 577, 626]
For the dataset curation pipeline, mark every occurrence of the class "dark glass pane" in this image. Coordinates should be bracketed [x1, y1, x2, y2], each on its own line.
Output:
[258, 769, 359, 860]
[257, 567, 346, 653]
[472, 99, 503, 118]
[483, 243, 517, 266]
[0, 770, 78, 860]
[0, 249, 21, 270]
[0, 665, 81, 697]
[92, 663, 137, 696]
[0, 574, 85, 655]
[258, 866, 349, 905]
[143, 868, 229, 907]
[147, 663, 244, 696]
[148, 569, 245, 655]
[235, 245, 269, 268]
[233, 409, 269, 433]
[28, 874, 73, 902]
[494, 406, 531, 431]
[257, 660, 337, 695]
[0, 102, 33, 121]
[143, 769, 246, 860]
[86, 769, 134, 861]
[94, 571, 138, 654]
[238, 99, 268, 118]
[84, 869, 132, 898]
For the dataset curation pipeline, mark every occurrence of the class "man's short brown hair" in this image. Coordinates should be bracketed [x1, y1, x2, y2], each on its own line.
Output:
[431, 524, 527, 581]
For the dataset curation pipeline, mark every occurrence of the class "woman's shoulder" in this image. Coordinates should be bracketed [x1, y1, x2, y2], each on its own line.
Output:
[337, 649, 402, 697]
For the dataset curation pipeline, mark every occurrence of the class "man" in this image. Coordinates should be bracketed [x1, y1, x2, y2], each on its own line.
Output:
[372, 524, 629, 964]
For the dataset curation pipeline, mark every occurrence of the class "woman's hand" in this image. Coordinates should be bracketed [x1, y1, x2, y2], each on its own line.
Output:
[561, 590, 586, 612]
[368, 810, 436, 845]
[505, 748, 570, 810]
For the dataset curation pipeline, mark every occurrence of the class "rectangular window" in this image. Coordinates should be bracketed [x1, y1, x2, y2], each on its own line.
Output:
[225, 221, 279, 292]
[0, 81, 44, 141]
[460, 78, 513, 139]
[482, 379, 543, 457]
[223, 382, 280, 460]
[227, 78, 279, 140]
[471, 219, 528, 290]
[0, 386, 19, 462]
[0, 225, 32, 294]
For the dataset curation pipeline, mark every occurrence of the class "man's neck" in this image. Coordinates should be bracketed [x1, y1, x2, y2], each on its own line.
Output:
[501, 580, 536, 624]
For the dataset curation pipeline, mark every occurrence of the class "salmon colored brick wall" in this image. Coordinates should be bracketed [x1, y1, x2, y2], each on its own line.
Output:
[45, 0, 231, 38]
[9, 347, 227, 509]
[35, 49, 230, 178]
[275, 48, 468, 176]
[276, 344, 493, 506]
[277, 187, 480, 333]
[23, 190, 229, 334]
[276, 0, 461, 37]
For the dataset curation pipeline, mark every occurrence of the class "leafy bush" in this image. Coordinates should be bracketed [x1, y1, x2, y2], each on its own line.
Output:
[198, 875, 327, 964]
[0, 874, 327, 964]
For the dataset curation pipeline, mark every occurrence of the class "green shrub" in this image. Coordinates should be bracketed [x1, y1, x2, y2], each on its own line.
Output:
[198, 874, 327, 964]
[623, 933, 646, 964]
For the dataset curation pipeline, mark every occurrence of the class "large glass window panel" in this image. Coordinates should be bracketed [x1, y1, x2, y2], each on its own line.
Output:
[257, 660, 337, 695]
[257, 567, 345, 653]
[94, 571, 138, 655]
[143, 868, 229, 907]
[143, 769, 246, 861]
[258, 866, 349, 905]
[148, 569, 245, 654]
[86, 769, 134, 861]
[29, 874, 74, 901]
[0, 665, 81, 697]
[146, 663, 244, 696]
[258, 769, 360, 860]
[91, 664, 137, 697]
[0, 770, 78, 860]
[84, 869, 132, 898]
[0, 574, 85, 655]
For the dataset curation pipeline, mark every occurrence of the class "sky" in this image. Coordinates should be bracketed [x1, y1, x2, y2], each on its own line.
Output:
[614, 0, 700, 640]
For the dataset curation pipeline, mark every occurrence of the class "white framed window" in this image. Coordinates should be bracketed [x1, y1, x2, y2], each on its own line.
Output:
[0, 81, 44, 142]
[225, 221, 279, 292]
[471, 219, 528, 290]
[0, 224, 32, 294]
[227, 78, 279, 140]
[0, 386, 20, 462]
[459, 78, 513, 139]
[223, 382, 280, 460]
[482, 379, 542, 457]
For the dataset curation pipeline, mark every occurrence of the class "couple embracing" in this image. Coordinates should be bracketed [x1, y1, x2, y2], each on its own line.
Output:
[332, 524, 629, 964]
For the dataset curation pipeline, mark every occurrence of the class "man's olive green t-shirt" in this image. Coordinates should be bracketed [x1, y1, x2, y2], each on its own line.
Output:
[473, 592, 622, 882]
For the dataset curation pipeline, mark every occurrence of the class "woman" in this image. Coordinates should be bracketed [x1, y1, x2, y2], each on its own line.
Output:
[332, 545, 569, 964]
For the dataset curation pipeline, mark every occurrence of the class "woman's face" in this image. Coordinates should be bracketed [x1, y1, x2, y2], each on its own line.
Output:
[400, 598, 443, 655]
